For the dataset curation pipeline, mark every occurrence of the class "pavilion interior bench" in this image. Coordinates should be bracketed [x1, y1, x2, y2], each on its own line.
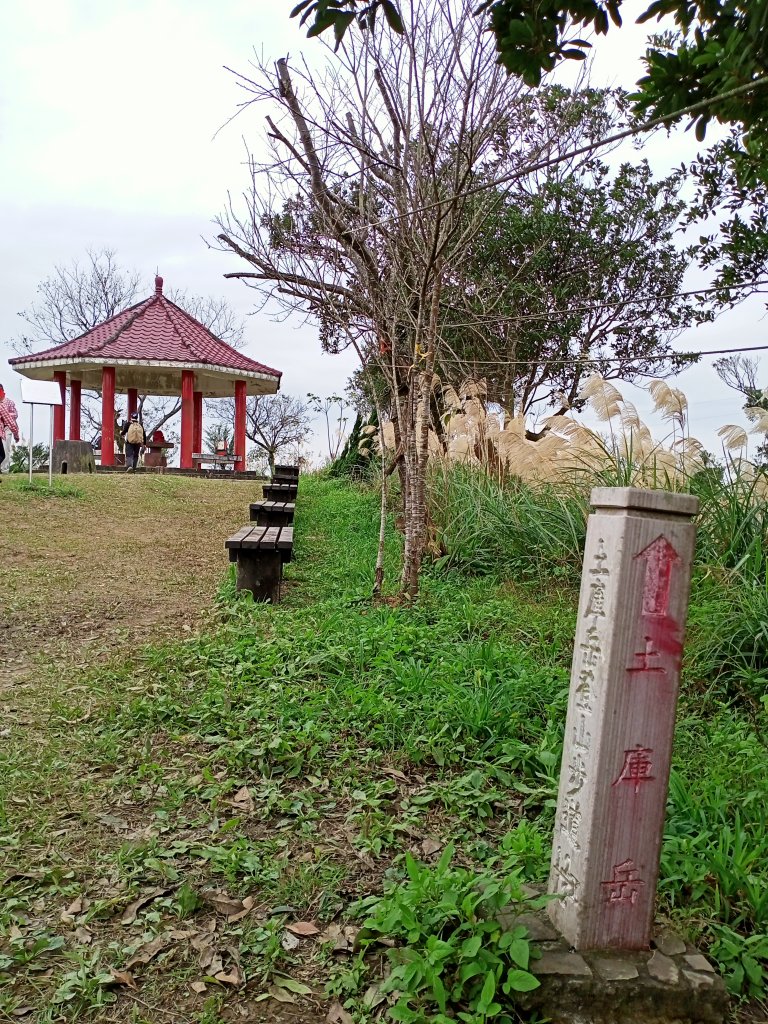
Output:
[249, 500, 296, 527]
[192, 453, 243, 469]
[225, 524, 294, 602]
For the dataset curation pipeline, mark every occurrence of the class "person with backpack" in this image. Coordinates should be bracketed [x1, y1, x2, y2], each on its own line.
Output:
[122, 413, 146, 473]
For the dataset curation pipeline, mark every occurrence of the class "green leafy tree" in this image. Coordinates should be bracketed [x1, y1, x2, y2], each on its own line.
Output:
[443, 155, 709, 417]
[10, 442, 49, 473]
[204, 423, 235, 456]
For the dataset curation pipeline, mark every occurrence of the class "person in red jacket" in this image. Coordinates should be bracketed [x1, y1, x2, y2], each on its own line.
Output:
[0, 383, 20, 474]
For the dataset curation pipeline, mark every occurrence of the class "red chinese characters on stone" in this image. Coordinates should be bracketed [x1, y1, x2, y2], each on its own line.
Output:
[612, 745, 655, 794]
[634, 535, 679, 617]
[602, 859, 645, 906]
[626, 636, 666, 675]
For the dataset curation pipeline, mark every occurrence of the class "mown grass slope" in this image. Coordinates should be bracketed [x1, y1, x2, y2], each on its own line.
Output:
[0, 476, 765, 1022]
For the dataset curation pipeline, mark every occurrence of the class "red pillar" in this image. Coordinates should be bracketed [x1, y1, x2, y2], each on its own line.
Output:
[53, 371, 67, 442]
[193, 390, 203, 470]
[234, 380, 247, 472]
[127, 388, 138, 420]
[101, 366, 116, 466]
[180, 370, 194, 469]
[69, 379, 82, 441]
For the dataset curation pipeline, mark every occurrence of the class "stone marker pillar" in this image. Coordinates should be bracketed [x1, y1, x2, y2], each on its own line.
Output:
[548, 487, 698, 951]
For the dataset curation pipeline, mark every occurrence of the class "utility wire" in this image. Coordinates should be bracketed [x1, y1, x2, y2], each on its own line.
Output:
[436, 278, 768, 330]
[381, 342, 768, 371]
[354, 75, 768, 233]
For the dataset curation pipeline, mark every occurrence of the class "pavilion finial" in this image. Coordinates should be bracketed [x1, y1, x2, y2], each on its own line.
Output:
[155, 275, 164, 296]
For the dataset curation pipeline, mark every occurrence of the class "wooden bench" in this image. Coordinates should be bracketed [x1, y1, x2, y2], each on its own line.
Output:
[274, 464, 299, 480]
[225, 525, 294, 602]
[263, 481, 298, 502]
[249, 500, 296, 527]
[192, 453, 243, 470]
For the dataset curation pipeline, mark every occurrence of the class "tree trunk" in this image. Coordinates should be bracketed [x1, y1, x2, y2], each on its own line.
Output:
[373, 398, 388, 597]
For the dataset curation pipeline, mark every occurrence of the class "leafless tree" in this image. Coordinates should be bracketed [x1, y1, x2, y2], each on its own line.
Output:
[713, 354, 762, 401]
[13, 249, 142, 354]
[12, 248, 246, 441]
[215, 0, 586, 595]
[212, 392, 312, 473]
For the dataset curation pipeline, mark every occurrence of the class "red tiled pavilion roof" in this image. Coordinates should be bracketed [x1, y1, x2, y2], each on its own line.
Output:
[9, 277, 280, 380]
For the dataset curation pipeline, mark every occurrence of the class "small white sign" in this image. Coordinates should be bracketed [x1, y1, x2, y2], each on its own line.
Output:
[20, 378, 63, 406]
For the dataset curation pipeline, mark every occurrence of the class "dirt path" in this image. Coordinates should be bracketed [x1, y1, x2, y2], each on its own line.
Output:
[1, 473, 260, 695]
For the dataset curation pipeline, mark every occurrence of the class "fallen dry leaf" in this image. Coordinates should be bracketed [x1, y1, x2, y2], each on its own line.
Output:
[74, 926, 93, 945]
[421, 838, 444, 858]
[109, 969, 137, 990]
[268, 984, 296, 1004]
[214, 965, 243, 986]
[190, 980, 207, 994]
[318, 923, 359, 953]
[380, 766, 409, 783]
[281, 931, 301, 951]
[326, 1002, 354, 1024]
[204, 891, 255, 921]
[363, 983, 387, 1009]
[230, 786, 254, 812]
[9, 1008, 34, 1018]
[125, 933, 171, 969]
[120, 887, 168, 926]
[286, 920, 320, 937]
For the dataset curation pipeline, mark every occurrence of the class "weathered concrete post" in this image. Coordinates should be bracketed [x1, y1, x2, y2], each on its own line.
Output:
[548, 487, 698, 951]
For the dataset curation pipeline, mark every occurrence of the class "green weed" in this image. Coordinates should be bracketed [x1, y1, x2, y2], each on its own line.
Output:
[353, 845, 543, 1023]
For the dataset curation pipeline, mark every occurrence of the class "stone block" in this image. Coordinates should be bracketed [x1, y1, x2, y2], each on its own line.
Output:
[593, 957, 639, 981]
[647, 950, 679, 985]
[534, 951, 592, 977]
[683, 969, 716, 992]
[655, 932, 687, 956]
[53, 440, 95, 475]
[684, 954, 715, 973]
[513, 924, 727, 1024]
[497, 909, 558, 941]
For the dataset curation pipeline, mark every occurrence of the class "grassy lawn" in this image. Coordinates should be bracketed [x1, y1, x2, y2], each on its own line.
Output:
[0, 474, 766, 1022]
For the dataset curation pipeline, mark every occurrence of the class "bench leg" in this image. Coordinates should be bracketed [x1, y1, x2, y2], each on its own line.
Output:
[236, 550, 282, 603]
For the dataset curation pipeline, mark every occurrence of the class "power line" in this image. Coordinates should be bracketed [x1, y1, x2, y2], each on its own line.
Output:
[355, 76, 768, 234]
[382, 342, 768, 371]
[437, 278, 768, 330]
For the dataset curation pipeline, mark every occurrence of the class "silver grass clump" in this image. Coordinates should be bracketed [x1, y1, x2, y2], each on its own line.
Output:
[577, 375, 623, 422]
[744, 406, 768, 435]
[385, 372, 764, 492]
[717, 424, 749, 451]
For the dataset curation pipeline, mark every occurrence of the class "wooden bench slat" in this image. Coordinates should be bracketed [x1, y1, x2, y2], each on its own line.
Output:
[244, 528, 274, 552]
[276, 527, 294, 550]
[225, 525, 255, 549]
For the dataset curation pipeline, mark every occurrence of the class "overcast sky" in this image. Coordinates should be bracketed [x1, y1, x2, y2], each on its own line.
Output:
[1, 1, 766, 461]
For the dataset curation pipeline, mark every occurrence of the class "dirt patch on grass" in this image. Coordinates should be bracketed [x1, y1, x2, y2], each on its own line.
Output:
[1, 473, 260, 688]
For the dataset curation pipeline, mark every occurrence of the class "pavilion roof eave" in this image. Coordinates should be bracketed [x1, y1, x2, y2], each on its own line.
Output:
[11, 356, 281, 399]
[11, 355, 280, 384]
